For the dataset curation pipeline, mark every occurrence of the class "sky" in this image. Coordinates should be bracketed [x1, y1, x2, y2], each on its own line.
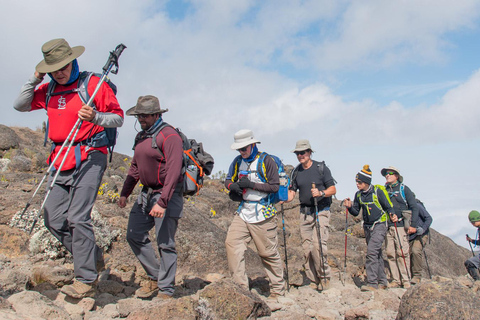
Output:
[1, 0, 480, 249]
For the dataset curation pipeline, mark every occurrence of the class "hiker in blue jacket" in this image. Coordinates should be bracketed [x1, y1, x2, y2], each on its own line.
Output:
[465, 210, 480, 281]
[408, 199, 433, 284]
[344, 165, 396, 291]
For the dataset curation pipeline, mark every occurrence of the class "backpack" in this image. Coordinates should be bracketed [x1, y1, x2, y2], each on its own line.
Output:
[152, 122, 214, 196]
[357, 184, 393, 222]
[44, 71, 118, 162]
[232, 152, 289, 205]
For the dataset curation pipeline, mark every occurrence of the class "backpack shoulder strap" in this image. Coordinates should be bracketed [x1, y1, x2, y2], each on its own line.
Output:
[151, 122, 173, 154]
[231, 155, 243, 182]
[76, 71, 92, 105]
[256, 152, 269, 182]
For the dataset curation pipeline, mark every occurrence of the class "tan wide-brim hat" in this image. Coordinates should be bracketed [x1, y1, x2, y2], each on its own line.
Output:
[126, 95, 169, 116]
[291, 139, 315, 152]
[36, 38, 85, 73]
[230, 129, 261, 150]
[381, 166, 403, 183]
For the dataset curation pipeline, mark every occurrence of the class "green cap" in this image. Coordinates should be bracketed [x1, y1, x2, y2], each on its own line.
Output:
[469, 210, 480, 223]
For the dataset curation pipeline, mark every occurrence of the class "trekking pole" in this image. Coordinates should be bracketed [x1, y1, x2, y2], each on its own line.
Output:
[27, 43, 127, 234]
[312, 183, 327, 290]
[420, 239, 432, 279]
[393, 221, 411, 281]
[467, 234, 475, 257]
[280, 204, 289, 291]
[17, 120, 84, 226]
[340, 200, 348, 286]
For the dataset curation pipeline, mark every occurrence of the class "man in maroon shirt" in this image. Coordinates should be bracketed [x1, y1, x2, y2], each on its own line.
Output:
[118, 95, 184, 299]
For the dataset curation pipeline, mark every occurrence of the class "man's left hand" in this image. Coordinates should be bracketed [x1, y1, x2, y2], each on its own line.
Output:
[78, 104, 96, 122]
[149, 203, 166, 218]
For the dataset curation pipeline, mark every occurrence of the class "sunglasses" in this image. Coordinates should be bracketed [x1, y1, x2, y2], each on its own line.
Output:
[294, 150, 307, 156]
[237, 146, 248, 152]
[385, 171, 397, 176]
[135, 114, 151, 119]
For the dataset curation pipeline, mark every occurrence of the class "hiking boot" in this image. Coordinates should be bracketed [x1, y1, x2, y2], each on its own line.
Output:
[410, 276, 421, 285]
[61, 279, 96, 299]
[317, 279, 330, 291]
[379, 283, 388, 290]
[135, 279, 159, 299]
[402, 281, 411, 289]
[267, 293, 283, 302]
[388, 281, 401, 289]
[153, 292, 173, 301]
[360, 285, 377, 292]
[97, 255, 106, 273]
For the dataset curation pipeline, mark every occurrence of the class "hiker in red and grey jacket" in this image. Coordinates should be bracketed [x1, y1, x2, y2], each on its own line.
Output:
[465, 210, 480, 281]
[343, 165, 395, 292]
[381, 166, 419, 288]
[224, 129, 286, 301]
[118, 95, 183, 300]
[13, 39, 123, 299]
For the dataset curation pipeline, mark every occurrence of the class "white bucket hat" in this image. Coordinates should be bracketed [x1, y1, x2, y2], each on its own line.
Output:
[381, 166, 404, 183]
[291, 139, 315, 152]
[230, 129, 261, 150]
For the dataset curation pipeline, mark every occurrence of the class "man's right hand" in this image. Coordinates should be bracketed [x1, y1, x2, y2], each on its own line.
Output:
[34, 71, 45, 80]
[118, 196, 127, 208]
[229, 182, 242, 194]
[343, 198, 352, 208]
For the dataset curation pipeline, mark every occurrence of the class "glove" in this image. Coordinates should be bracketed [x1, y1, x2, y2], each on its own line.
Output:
[238, 176, 255, 189]
[416, 226, 425, 235]
[229, 182, 242, 194]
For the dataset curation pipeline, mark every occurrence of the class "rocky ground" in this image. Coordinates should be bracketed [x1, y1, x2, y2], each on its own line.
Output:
[0, 125, 478, 320]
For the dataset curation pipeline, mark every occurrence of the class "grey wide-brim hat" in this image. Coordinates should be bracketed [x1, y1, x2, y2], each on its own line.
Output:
[291, 139, 315, 152]
[36, 38, 85, 73]
[381, 166, 403, 183]
[126, 95, 169, 116]
[230, 129, 261, 150]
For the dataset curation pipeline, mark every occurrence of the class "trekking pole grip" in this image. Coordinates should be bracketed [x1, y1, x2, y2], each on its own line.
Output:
[103, 43, 127, 74]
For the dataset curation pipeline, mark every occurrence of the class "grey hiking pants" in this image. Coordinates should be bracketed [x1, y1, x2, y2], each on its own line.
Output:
[44, 151, 106, 283]
[364, 222, 388, 288]
[126, 191, 183, 296]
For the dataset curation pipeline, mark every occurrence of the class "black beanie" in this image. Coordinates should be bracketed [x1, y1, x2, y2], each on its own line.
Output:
[356, 164, 372, 185]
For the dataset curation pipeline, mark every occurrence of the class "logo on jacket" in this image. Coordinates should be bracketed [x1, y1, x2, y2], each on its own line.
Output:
[58, 96, 66, 109]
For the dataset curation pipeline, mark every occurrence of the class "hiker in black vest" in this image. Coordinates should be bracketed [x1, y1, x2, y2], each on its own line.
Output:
[408, 199, 433, 284]
[286, 139, 336, 291]
[344, 165, 395, 291]
[118, 95, 183, 299]
[465, 210, 480, 281]
[381, 166, 419, 288]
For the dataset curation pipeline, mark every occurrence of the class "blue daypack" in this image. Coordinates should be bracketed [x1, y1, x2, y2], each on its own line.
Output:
[233, 152, 289, 205]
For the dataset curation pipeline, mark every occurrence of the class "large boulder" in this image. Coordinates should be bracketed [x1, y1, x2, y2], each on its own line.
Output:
[397, 279, 480, 319]
[0, 125, 19, 151]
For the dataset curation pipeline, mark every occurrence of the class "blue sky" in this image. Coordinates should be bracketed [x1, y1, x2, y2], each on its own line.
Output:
[1, 0, 480, 249]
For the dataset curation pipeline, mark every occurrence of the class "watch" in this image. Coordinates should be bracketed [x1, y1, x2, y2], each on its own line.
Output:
[320, 190, 325, 197]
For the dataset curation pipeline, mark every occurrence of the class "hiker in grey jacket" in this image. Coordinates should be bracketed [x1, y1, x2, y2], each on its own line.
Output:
[409, 199, 433, 284]
[465, 210, 480, 281]
[286, 139, 336, 291]
[382, 166, 419, 289]
[344, 165, 395, 291]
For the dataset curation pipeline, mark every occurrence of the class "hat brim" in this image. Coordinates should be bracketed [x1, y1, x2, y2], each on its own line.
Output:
[381, 167, 403, 183]
[126, 106, 169, 116]
[35, 46, 85, 73]
[291, 147, 315, 153]
[230, 139, 260, 150]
